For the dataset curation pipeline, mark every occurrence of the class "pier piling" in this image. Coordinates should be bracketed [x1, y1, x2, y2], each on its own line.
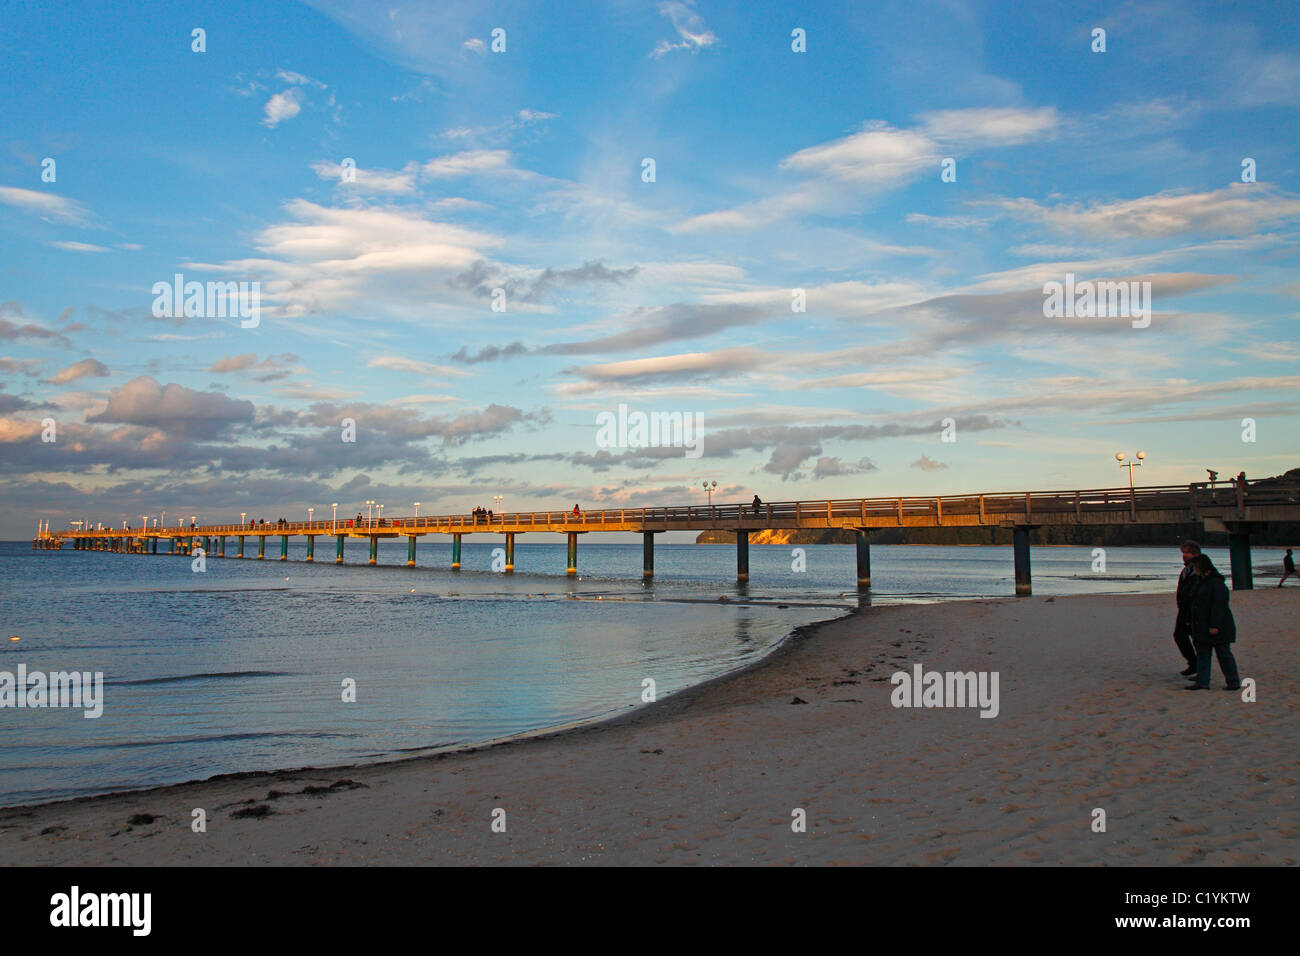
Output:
[737, 529, 749, 582]
[642, 531, 654, 579]
[1228, 530, 1254, 590]
[452, 533, 462, 570]
[1013, 526, 1033, 595]
[856, 530, 871, 588]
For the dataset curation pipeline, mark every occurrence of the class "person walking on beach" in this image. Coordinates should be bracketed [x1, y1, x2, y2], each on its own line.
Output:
[1279, 548, 1297, 587]
[1173, 540, 1201, 676]
[1184, 554, 1241, 691]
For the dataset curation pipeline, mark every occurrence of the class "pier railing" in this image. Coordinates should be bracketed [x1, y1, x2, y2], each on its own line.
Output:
[65, 479, 1297, 537]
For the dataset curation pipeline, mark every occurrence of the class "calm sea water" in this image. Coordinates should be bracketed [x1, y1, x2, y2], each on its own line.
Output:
[0, 538, 1246, 807]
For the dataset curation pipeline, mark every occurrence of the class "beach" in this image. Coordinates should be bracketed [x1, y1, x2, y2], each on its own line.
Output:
[2, 589, 1296, 866]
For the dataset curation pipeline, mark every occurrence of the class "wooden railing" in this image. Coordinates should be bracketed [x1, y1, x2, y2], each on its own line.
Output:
[56, 479, 1300, 537]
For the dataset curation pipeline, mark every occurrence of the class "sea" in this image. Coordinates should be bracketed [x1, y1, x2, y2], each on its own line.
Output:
[0, 538, 1255, 807]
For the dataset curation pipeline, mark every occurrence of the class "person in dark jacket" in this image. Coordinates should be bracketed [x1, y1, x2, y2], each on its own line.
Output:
[1278, 548, 1296, 587]
[1172, 540, 1201, 676]
[1184, 554, 1241, 691]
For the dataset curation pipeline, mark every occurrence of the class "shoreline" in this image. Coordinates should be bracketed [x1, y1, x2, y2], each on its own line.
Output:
[2, 589, 1295, 865]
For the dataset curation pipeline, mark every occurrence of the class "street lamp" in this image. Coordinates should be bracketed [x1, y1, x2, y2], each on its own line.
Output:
[1115, 451, 1145, 490]
[308, 507, 314, 527]
[492, 495, 503, 520]
[377, 503, 384, 525]
[702, 480, 717, 505]
[241, 512, 247, 527]
[413, 501, 421, 519]
[366, 500, 374, 530]
[332, 503, 338, 533]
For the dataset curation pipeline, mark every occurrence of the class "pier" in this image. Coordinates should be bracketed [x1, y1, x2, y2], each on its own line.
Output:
[40, 479, 1300, 594]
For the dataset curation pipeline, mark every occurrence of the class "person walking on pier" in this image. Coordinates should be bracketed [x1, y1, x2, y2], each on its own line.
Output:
[1184, 554, 1241, 691]
[752, 494, 763, 516]
[572, 503, 581, 518]
[1279, 548, 1296, 587]
[1173, 541, 1201, 676]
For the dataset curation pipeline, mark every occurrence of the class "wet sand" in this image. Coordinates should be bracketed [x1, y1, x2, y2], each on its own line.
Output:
[1, 590, 1296, 865]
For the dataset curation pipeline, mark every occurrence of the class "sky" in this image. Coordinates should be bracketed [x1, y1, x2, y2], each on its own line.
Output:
[1, 0, 1298, 539]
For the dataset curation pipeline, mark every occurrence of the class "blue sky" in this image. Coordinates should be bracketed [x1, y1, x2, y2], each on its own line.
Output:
[2, 0, 1298, 538]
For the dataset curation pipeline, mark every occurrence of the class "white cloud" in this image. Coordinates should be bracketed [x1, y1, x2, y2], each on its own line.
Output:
[310, 159, 418, 195]
[47, 240, 110, 253]
[369, 356, 470, 377]
[982, 184, 1300, 238]
[782, 123, 940, 185]
[275, 69, 325, 88]
[919, 107, 1059, 147]
[423, 149, 513, 178]
[262, 88, 304, 127]
[187, 200, 505, 320]
[0, 186, 90, 225]
[462, 37, 486, 54]
[651, 0, 718, 58]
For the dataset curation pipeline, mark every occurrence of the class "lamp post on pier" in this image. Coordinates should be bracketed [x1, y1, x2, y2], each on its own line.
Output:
[307, 507, 314, 528]
[366, 500, 374, 530]
[702, 480, 717, 505]
[1115, 451, 1145, 490]
[493, 495, 503, 522]
[332, 503, 338, 533]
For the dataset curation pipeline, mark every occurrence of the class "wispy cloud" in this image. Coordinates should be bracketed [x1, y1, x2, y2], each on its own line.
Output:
[651, 0, 717, 58]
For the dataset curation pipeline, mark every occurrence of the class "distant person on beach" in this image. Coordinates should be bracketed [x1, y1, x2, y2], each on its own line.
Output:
[752, 494, 762, 515]
[1279, 549, 1296, 587]
[1173, 540, 1201, 676]
[1185, 554, 1241, 691]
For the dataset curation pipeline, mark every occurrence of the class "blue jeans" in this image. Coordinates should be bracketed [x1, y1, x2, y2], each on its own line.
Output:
[1194, 641, 1240, 688]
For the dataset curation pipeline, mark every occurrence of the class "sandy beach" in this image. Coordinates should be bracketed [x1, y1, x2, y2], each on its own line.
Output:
[2, 590, 1296, 866]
